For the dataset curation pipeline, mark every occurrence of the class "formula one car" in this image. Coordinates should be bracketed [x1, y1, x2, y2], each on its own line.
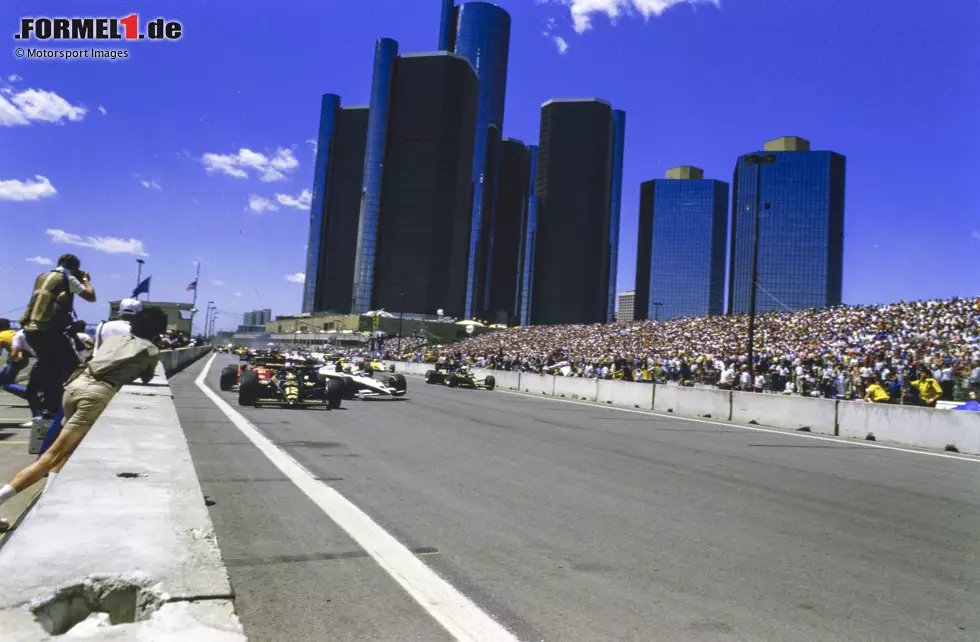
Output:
[424, 363, 495, 390]
[318, 361, 407, 400]
[238, 358, 344, 409]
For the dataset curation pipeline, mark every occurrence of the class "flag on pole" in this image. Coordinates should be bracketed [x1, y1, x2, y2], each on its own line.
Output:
[132, 276, 151, 298]
[186, 278, 198, 292]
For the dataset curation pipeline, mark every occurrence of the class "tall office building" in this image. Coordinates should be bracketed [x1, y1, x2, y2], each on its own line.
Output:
[301, 95, 368, 314]
[606, 110, 626, 323]
[371, 52, 479, 318]
[488, 138, 530, 324]
[351, 38, 399, 314]
[634, 166, 729, 322]
[728, 136, 846, 314]
[242, 309, 272, 328]
[617, 291, 635, 322]
[532, 99, 615, 326]
[516, 144, 538, 326]
[441, 1, 512, 318]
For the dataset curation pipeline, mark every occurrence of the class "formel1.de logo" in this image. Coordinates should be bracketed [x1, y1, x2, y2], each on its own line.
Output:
[15, 16, 182, 41]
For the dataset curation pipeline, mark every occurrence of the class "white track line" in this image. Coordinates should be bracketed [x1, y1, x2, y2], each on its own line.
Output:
[485, 384, 980, 463]
[195, 355, 520, 642]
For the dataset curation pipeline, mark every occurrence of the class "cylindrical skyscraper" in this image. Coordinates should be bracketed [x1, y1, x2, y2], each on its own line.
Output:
[517, 144, 538, 326]
[606, 109, 626, 323]
[351, 37, 398, 314]
[302, 94, 341, 313]
[448, 2, 511, 319]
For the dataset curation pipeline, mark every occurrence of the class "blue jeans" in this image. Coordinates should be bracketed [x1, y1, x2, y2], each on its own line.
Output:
[1, 358, 40, 416]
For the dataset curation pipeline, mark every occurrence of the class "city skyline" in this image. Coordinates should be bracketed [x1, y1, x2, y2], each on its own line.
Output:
[2, 0, 975, 331]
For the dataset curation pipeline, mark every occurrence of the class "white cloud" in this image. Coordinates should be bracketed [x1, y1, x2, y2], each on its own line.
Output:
[561, 0, 719, 33]
[233, 291, 242, 297]
[212, 279, 225, 286]
[306, 139, 317, 155]
[98, 105, 107, 115]
[109, 273, 121, 279]
[25, 255, 53, 265]
[201, 147, 299, 182]
[0, 175, 56, 201]
[46, 228, 149, 256]
[8, 74, 22, 82]
[140, 179, 162, 190]
[972, 230, 980, 241]
[553, 35, 569, 53]
[275, 188, 312, 210]
[247, 195, 279, 213]
[285, 272, 305, 284]
[0, 88, 86, 126]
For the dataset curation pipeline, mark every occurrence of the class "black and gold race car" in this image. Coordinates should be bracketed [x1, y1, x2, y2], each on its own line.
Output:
[236, 357, 344, 409]
[424, 362, 495, 390]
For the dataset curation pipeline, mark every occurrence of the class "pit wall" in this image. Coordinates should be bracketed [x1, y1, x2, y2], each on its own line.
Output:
[159, 346, 212, 377]
[389, 363, 980, 455]
[0, 362, 244, 640]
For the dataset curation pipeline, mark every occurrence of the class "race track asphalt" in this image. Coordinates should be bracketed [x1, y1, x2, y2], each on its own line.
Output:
[171, 355, 980, 642]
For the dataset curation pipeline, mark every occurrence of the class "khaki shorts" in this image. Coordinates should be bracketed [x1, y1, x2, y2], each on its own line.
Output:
[61, 378, 114, 437]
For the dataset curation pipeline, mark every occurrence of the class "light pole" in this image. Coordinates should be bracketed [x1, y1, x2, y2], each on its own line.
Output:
[743, 153, 775, 378]
[135, 259, 145, 298]
[396, 271, 406, 356]
[205, 301, 214, 339]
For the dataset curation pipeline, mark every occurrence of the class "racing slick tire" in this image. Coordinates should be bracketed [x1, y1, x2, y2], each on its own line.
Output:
[326, 378, 344, 410]
[341, 376, 357, 401]
[238, 370, 260, 406]
[425, 370, 441, 385]
[219, 365, 238, 391]
[362, 365, 374, 378]
[447, 375, 458, 388]
[484, 375, 496, 391]
[387, 373, 407, 396]
[389, 364, 396, 373]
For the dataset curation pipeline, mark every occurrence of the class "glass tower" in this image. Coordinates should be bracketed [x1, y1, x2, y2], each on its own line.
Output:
[302, 94, 341, 313]
[488, 138, 529, 324]
[606, 109, 626, 323]
[438, 0, 454, 50]
[351, 37, 398, 314]
[728, 137, 846, 314]
[634, 167, 729, 322]
[447, 2, 512, 318]
[517, 144, 538, 326]
[532, 99, 614, 326]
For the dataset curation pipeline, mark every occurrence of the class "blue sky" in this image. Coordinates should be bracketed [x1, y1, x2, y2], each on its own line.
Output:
[2, 0, 977, 332]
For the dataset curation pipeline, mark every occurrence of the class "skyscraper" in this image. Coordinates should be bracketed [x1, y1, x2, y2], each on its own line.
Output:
[488, 138, 530, 324]
[301, 96, 368, 314]
[617, 291, 635, 322]
[442, 2, 512, 318]
[606, 109, 626, 323]
[302, 94, 341, 314]
[634, 166, 729, 322]
[351, 37, 398, 314]
[728, 137, 846, 314]
[371, 52, 479, 318]
[532, 99, 615, 326]
[516, 144, 538, 326]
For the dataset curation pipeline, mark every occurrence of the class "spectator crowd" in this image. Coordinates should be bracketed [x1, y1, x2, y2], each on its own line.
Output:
[397, 297, 980, 407]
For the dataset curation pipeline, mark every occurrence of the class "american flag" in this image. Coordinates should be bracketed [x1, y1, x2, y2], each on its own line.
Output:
[186, 278, 198, 292]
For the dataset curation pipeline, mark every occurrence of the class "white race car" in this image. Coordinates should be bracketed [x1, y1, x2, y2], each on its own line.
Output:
[318, 363, 407, 400]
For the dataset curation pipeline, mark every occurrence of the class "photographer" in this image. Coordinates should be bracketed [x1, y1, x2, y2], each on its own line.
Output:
[19, 254, 96, 419]
[0, 307, 166, 531]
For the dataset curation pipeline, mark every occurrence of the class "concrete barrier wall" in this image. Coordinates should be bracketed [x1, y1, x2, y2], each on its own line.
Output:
[0, 363, 244, 640]
[838, 402, 980, 454]
[159, 346, 212, 377]
[553, 377, 598, 401]
[654, 385, 732, 420]
[521, 373, 556, 395]
[596, 380, 655, 409]
[731, 392, 838, 435]
[491, 370, 521, 390]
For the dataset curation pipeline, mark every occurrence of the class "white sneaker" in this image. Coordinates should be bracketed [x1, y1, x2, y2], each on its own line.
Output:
[19, 420, 32, 428]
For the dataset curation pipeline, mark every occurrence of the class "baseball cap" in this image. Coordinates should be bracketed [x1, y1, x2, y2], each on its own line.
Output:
[119, 299, 143, 316]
